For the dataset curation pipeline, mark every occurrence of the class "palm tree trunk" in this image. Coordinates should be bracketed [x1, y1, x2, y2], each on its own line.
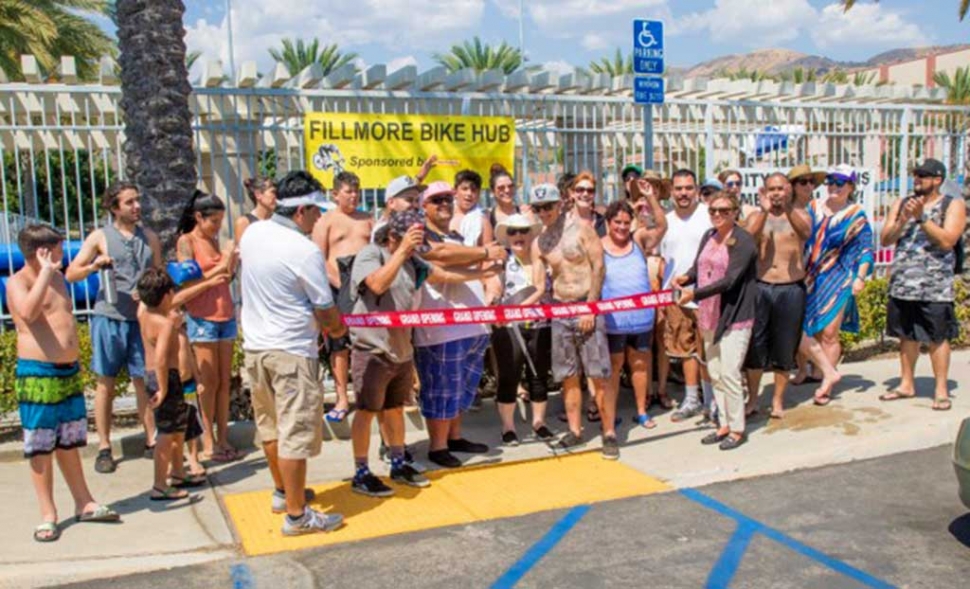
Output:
[116, 0, 196, 257]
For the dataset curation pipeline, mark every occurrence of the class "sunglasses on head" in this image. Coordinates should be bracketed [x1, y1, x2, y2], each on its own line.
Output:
[709, 206, 736, 216]
[793, 178, 815, 186]
[427, 195, 454, 205]
[506, 227, 532, 237]
[825, 177, 849, 188]
[724, 181, 741, 188]
[700, 188, 717, 197]
[533, 202, 558, 212]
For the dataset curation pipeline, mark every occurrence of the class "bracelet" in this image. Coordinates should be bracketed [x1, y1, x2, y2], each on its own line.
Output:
[482, 247, 490, 261]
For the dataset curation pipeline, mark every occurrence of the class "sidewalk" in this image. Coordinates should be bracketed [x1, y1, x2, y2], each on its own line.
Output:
[0, 350, 966, 588]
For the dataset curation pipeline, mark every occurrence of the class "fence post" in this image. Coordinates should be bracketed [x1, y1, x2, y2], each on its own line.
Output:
[704, 104, 715, 179]
[900, 106, 911, 202]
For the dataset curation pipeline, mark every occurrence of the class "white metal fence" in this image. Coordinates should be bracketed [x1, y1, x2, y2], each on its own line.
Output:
[1, 81, 968, 320]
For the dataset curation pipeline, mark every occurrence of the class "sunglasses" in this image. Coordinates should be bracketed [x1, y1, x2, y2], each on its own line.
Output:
[573, 186, 595, 194]
[427, 195, 454, 206]
[709, 207, 737, 216]
[700, 188, 718, 197]
[506, 227, 532, 236]
[724, 181, 741, 188]
[825, 177, 849, 188]
[793, 178, 815, 186]
[533, 202, 558, 212]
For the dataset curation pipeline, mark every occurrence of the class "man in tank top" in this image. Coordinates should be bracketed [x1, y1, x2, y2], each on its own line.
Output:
[66, 182, 162, 474]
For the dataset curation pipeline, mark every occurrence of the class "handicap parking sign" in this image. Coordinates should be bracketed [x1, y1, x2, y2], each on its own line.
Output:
[632, 20, 664, 75]
[634, 77, 664, 105]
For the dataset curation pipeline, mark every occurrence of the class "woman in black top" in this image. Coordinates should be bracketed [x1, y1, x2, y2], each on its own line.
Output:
[233, 176, 277, 245]
[674, 192, 758, 450]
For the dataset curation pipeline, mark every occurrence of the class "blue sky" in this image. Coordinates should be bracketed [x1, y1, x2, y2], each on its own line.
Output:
[166, 0, 966, 77]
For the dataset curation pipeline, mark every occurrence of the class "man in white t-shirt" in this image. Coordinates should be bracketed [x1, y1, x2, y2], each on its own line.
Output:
[660, 169, 714, 422]
[240, 171, 347, 537]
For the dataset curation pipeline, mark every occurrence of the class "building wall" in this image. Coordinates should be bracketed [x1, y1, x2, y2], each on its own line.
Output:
[865, 48, 970, 87]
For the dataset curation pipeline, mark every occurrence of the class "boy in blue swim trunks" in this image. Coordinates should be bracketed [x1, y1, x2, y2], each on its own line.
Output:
[7, 225, 121, 542]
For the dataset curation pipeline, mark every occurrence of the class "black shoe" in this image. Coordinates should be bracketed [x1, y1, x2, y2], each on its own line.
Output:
[551, 431, 584, 452]
[448, 438, 489, 454]
[94, 449, 116, 474]
[391, 464, 430, 488]
[501, 431, 520, 447]
[719, 435, 746, 451]
[601, 435, 620, 461]
[351, 473, 394, 498]
[533, 425, 556, 441]
[701, 431, 729, 445]
[428, 449, 462, 468]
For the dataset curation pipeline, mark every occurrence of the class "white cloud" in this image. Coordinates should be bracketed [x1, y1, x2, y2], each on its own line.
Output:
[812, 3, 926, 49]
[581, 33, 610, 52]
[542, 60, 576, 77]
[184, 0, 485, 76]
[678, 0, 816, 46]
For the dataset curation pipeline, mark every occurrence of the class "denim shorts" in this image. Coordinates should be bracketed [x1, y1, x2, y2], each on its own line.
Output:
[90, 315, 146, 379]
[186, 315, 238, 343]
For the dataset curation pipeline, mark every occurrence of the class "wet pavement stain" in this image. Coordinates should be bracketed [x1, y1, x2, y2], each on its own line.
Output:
[764, 405, 890, 436]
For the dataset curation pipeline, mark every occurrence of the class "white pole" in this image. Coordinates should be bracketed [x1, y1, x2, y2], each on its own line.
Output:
[519, 0, 525, 60]
[226, 0, 236, 79]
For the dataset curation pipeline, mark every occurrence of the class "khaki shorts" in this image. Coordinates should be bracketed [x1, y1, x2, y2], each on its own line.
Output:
[245, 350, 323, 460]
[663, 305, 703, 360]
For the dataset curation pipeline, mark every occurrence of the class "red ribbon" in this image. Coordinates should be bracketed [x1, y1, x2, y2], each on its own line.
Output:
[342, 290, 675, 328]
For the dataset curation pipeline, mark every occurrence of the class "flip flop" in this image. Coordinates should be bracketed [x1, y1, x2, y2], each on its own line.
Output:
[769, 411, 784, 420]
[879, 390, 916, 402]
[170, 473, 207, 488]
[657, 395, 675, 410]
[790, 374, 822, 385]
[75, 504, 121, 523]
[150, 486, 189, 501]
[34, 521, 60, 543]
[813, 394, 832, 406]
[933, 397, 952, 411]
[325, 408, 349, 423]
[586, 406, 602, 423]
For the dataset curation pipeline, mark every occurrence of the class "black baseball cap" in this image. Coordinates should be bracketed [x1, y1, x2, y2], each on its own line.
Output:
[913, 159, 946, 179]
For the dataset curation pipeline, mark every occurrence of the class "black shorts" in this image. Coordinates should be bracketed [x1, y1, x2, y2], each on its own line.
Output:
[607, 331, 653, 355]
[887, 297, 958, 344]
[146, 369, 188, 435]
[326, 285, 352, 353]
[744, 281, 806, 372]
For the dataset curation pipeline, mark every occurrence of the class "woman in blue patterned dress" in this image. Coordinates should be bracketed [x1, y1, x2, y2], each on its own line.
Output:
[798, 165, 874, 405]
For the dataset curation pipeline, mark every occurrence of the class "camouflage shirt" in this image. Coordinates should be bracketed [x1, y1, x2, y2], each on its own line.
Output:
[888, 195, 955, 302]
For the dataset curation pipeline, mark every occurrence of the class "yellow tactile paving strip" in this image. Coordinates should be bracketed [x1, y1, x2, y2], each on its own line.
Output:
[223, 451, 670, 556]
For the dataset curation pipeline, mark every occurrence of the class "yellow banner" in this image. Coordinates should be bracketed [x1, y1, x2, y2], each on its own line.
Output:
[304, 113, 515, 189]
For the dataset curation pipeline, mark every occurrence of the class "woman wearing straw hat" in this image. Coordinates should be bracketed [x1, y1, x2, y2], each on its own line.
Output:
[490, 214, 555, 446]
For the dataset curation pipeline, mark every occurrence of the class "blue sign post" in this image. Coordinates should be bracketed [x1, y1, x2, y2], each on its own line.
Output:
[632, 19, 665, 169]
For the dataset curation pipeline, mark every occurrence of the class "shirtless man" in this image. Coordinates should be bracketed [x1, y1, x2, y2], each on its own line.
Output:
[531, 184, 616, 460]
[8, 225, 120, 542]
[312, 171, 373, 422]
[741, 174, 811, 418]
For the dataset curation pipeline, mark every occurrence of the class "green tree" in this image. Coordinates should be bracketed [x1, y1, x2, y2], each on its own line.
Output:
[268, 38, 358, 76]
[587, 49, 632, 76]
[842, 0, 968, 20]
[934, 66, 970, 105]
[0, 0, 116, 81]
[116, 0, 196, 256]
[433, 37, 523, 74]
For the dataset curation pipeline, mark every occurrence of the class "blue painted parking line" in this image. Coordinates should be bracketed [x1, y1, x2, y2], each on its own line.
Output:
[680, 488, 896, 589]
[490, 505, 591, 589]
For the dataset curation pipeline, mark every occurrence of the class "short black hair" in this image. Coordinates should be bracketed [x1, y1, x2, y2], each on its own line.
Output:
[557, 172, 576, 196]
[136, 267, 175, 308]
[605, 200, 634, 222]
[454, 169, 482, 190]
[18, 224, 63, 260]
[671, 169, 697, 185]
[276, 171, 323, 218]
[333, 171, 360, 194]
[103, 181, 138, 212]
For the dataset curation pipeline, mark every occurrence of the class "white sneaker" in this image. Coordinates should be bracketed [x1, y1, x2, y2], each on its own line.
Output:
[281, 507, 344, 536]
[271, 488, 317, 514]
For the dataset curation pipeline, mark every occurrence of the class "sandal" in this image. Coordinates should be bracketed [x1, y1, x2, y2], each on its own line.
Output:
[634, 414, 657, 429]
[813, 394, 832, 406]
[33, 521, 60, 543]
[586, 405, 602, 423]
[75, 504, 121, 523]
[325, 408, 349, 423]
[150, 486, 189, 501]
[170, 473, 207, 488]
[933, 397, 952, 411]
[879, 390, 916, 402]
[208, 447, 238, 464]
[657, 394, 675, 410]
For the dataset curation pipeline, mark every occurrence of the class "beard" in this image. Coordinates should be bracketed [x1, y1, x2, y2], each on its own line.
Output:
[914, 184, 931, 196]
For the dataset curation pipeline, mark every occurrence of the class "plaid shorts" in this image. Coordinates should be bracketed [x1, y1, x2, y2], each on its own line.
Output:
[415, 335, 489, 420]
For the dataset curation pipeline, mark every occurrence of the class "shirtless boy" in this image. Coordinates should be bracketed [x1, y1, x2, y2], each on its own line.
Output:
[531, 184, 616, 460]
[742, 174, 812, 418]
[8, 225, 120, 542]
[312, 171, 373, 422]
[136, 268, 192, 501]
